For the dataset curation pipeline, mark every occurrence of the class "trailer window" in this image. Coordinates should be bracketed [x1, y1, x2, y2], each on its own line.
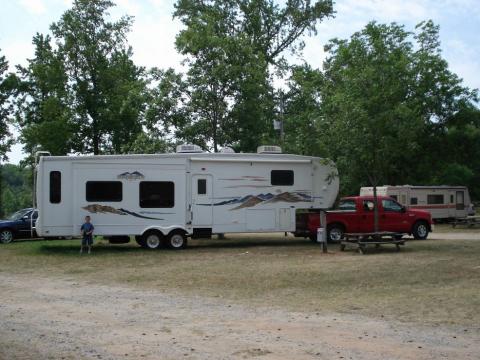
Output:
[410, 197, 418, 205]
[450, 195, 454, 203]
[271, 170, 294, 186]
[49, 171, 61, 203]
[427, 194, 444, 205]
[86, 181, 122, 202]
[197, 179, 207, 195]
[140, 181, 174, 208]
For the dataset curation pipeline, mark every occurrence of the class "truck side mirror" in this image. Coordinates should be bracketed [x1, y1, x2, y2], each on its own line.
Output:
[22, 215, 29, 221]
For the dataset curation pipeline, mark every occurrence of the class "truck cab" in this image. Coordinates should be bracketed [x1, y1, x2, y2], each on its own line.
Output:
[296, 196, 433, 242]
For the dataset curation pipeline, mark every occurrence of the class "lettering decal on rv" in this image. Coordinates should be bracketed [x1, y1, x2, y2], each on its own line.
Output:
[117, 171, 145, 180]
[82, 204, 164, 220]
[198, 192, 312, 210]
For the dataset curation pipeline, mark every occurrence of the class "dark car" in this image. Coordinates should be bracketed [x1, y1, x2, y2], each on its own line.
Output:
[0, 208, 39, 244]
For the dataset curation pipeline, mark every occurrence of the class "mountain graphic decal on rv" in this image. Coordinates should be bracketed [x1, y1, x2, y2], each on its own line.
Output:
[198, 192, 312, 210]
[82, 204, 164, 220]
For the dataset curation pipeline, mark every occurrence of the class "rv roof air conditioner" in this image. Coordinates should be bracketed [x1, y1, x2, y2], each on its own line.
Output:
[220, 147, 235, 153]
[176, 144, 203, 153]
[257, 145, 282, 154]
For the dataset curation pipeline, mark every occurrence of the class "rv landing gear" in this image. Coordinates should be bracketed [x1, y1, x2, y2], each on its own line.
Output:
[137, 231, 164, 250]
[167, 231, 187, 250]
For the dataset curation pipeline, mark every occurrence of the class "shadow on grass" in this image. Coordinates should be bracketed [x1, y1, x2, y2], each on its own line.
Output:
[35, 237, 322, 255]
[37, 244, 141, 256]
[191, 238, 316, 249]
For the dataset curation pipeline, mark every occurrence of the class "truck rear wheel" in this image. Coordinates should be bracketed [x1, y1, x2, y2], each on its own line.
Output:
[167, 231, 187, 250]
[412, 221, 429, 240]
[327, 224, 344, 243]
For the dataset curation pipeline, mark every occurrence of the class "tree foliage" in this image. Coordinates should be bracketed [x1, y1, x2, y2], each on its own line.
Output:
[49, 0, 146, 155]
[0, 50, 14, 161]
[158, 0, 334, 152]
[285, 21, 477, 199]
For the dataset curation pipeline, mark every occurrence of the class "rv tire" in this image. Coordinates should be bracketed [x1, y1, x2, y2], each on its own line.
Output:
[141, 231, 164, 250]
[167, 230, 187, 250]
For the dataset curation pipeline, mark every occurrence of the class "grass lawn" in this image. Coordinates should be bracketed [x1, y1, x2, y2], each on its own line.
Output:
[1, 234, 479, 328]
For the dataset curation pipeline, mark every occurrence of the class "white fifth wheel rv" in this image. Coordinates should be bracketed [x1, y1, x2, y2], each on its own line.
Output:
[35, 145, 339, 249]
[360, 185, 474, 221]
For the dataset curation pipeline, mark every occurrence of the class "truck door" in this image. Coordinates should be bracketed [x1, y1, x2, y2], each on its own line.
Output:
[379, 198, 409, 233]
[358, 199, 375, 232]
[191, 175, 213, 227]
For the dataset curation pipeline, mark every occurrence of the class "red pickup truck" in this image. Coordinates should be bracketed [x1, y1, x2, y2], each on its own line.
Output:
[296, 195, 433, 242]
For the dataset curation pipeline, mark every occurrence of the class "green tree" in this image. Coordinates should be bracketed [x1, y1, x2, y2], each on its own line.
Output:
[50, 0, 146, 154]
[0, 49, 13, 160]
[166, 0, 334, 152]
[15, 34, 73, 162]
[283, 64, 324, 155]
[314, 21, 476, 229]
[0, 164, 32, 216]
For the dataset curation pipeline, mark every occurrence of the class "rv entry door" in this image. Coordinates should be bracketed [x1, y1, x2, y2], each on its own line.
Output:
[456, 191, 465, 211]
[191, 175, 213, 227]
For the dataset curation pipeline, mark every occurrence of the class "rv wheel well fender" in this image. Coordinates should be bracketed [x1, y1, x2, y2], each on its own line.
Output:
[167, 228, 187, 237]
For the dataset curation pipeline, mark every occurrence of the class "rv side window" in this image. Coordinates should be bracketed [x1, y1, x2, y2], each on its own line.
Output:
[271, 170, 294, 186]
[427, 194, 444, 204]
[140, 181, 174, 208]
[50, 171, 61, 203]
[86, 181, 122, 202]
[450, 195, 454, 203]
[198, 179, 207, 195]
[410, 197, 418, 205]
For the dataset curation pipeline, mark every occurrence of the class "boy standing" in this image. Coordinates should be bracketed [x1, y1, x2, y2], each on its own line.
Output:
[80, 216, 94, 254]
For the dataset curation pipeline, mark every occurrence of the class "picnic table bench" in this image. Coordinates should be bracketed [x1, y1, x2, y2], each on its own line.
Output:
[341, 232, 405, 254]
[451, 216, 480, 228]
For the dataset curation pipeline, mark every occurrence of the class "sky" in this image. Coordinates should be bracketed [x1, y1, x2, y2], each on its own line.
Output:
[1, 0, 480, 164]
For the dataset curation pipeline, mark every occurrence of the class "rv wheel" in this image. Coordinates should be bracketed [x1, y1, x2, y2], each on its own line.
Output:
[167, 231, 187, 250]
[141, 231, 164, 250]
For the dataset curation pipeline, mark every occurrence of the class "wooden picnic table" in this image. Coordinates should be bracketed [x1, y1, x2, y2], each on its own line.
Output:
[341, 232, 405, 254]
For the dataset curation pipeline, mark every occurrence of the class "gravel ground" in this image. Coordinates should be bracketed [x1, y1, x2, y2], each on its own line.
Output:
[0, 273, 479, 360]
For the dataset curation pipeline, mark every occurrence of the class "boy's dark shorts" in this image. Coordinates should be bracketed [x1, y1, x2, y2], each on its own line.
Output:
[82, 236, 93, 246]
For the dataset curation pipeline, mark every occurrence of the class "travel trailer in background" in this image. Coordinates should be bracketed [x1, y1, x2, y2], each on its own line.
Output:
[35, 145, 339, 249]
[360, 185, 475, 221]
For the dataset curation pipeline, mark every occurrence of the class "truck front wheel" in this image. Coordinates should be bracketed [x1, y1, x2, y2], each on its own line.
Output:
[412, 221, 429, 240]
[327, 224, 344, 243]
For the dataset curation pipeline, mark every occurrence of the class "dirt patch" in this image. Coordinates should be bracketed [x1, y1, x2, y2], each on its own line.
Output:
[0, 273, 478, 360]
